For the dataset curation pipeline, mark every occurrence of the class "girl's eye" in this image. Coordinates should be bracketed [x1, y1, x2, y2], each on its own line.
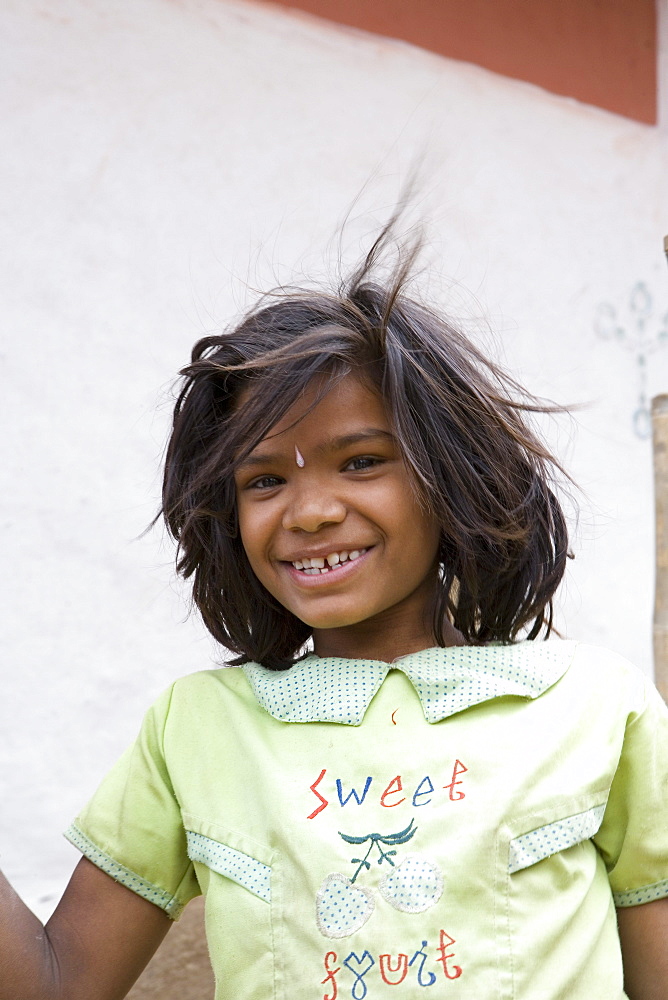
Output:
[248, 475, 284, 490]
[345, 456, 381, 472]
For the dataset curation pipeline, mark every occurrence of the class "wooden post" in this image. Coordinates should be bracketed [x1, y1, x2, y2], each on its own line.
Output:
[653, 395, 668, 701]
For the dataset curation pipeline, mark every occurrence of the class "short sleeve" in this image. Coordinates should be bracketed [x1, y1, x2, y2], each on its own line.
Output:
[65, 684, 201, 919]
[593, 673, 668, 907]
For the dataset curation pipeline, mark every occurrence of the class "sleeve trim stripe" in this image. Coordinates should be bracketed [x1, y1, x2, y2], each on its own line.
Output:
[509, 804, 606, 874]
[186, 830, 271, 902]
[64, 823, 185, 919]
[613, 879, 668, 907]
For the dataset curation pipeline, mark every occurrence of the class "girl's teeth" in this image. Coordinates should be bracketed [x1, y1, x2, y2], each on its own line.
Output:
[292, 548, 367, 572]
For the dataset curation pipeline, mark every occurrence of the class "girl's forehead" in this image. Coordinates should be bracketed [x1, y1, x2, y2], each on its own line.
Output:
[265, 374, 388, 438]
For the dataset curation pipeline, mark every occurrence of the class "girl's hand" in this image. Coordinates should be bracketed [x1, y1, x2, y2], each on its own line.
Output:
[1, 857, 171, 1000]
[618, 899, 668, 1000]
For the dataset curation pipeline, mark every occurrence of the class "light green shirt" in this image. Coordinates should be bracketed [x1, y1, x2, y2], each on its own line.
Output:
[67, 641, 668, 999]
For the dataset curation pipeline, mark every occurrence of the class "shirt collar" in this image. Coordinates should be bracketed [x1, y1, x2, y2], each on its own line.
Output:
[242, 641, 577, 725]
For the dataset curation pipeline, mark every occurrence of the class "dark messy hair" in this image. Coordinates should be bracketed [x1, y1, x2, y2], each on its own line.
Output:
[162, 229, 570, 669]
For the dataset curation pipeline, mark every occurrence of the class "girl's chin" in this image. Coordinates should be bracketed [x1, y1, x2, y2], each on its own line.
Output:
[294, 611, 370, 631]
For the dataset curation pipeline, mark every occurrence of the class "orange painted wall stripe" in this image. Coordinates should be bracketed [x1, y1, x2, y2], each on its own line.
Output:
[268, 0, 657, 124]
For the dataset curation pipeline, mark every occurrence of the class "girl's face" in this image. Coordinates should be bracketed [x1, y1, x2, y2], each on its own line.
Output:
[234, 375, 443, 660]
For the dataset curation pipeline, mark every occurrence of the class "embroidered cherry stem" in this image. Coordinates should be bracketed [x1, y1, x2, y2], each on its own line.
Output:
[339, 819, 417, 884]
[349, 851, 373, 882]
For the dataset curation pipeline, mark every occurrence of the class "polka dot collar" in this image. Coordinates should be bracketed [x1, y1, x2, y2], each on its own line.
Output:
[242, 641, 577, 725]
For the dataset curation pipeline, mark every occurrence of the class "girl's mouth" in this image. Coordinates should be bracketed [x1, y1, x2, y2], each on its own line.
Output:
[288, 548, 369, 576]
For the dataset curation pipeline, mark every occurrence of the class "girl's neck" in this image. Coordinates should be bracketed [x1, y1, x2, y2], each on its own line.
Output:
[312, 613, 465, 663]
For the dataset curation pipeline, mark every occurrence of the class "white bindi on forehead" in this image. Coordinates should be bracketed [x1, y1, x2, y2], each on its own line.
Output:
[295, 445, 305, 468]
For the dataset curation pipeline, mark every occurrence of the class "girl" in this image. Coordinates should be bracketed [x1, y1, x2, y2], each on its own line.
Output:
[2, 230, 668, 1000]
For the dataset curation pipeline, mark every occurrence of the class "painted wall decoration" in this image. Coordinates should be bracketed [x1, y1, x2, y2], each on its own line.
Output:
[594, 283, 668, 439]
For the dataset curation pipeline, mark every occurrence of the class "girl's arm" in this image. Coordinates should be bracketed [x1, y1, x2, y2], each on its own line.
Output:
[618, 899, 668, 1000]
[0, 857, 171, 1000]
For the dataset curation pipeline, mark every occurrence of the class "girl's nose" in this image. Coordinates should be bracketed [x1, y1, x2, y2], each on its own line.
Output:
[281, 483, 346, 533]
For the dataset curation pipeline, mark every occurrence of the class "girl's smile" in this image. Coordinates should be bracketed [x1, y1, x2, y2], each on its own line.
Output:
[234, 375, 444, 660]
[281, 546, 372, 591]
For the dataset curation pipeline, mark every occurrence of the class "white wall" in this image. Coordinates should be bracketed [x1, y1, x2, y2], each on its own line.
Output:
[1, 0, 667, 917]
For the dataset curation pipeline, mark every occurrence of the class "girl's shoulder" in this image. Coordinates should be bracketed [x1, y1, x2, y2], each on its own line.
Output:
[168, 664, 256, 704]
[562, 641, 653, 700]
[143, 665, 259, 730]
[533, 641, 664, 736]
